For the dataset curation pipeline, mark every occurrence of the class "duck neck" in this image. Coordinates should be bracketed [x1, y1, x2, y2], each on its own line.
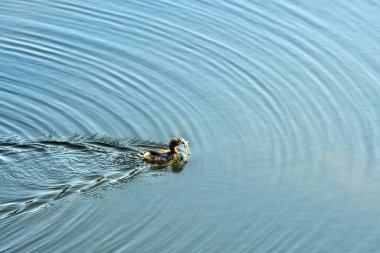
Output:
[170, 146, 178, 155]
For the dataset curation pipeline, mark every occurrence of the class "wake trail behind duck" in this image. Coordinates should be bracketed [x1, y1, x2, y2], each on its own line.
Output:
[0, 135, 168, 220]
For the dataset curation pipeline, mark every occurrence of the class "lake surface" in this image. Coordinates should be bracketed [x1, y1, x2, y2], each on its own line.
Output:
[1, 0, 380, 252]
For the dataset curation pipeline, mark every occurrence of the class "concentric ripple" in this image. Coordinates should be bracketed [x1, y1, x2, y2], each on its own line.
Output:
[1, 0, 380, 252]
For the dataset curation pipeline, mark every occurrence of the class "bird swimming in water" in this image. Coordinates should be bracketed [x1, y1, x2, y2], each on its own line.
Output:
[142, 137, 190, 167]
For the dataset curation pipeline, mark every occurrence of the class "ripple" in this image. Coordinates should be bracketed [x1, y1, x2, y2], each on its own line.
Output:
[1, 0, 380, 252]
[0, 136, 189, 220]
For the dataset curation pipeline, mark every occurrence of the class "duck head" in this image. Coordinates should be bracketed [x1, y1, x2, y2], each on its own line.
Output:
[169, 137, 186, 154]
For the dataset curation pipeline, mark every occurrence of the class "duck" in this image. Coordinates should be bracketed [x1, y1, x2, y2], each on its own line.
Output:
[142, 137, 189, 167]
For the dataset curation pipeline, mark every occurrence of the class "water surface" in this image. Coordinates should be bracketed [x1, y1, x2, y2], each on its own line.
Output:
[1, 0, 380, 252]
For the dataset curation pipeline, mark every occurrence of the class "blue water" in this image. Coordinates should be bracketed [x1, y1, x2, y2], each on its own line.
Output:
[1, 0, 380, 252]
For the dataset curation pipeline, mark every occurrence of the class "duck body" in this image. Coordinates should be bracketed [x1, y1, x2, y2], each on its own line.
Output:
[142, 149, 178, 165]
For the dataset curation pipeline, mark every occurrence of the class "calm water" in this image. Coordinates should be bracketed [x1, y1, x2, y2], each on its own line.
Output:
[1, 0, 380, 252]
